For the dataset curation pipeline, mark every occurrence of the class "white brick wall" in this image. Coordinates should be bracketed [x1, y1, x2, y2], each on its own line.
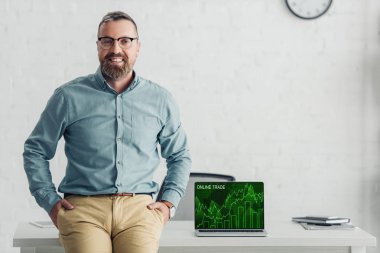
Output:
[1, 0, 380, 252]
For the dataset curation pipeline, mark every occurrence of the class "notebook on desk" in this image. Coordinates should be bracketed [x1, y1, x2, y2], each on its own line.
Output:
[194, 181, 268, 237]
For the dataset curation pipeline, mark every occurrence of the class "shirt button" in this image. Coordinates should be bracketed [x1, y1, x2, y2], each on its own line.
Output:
[117, 115, 122, 119]
[117, 161, 122, 165]
[117, 138, 122, 142]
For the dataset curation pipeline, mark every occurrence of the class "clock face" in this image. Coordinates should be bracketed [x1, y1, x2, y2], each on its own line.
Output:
[286, 0, 333, 19]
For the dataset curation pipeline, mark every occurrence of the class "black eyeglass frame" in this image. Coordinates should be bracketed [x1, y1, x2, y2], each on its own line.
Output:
[97, 36, 139, 49]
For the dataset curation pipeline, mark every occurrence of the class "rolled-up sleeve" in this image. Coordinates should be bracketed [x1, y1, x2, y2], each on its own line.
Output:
[158, 92, 191, 207]
[23, 88, 67, 214]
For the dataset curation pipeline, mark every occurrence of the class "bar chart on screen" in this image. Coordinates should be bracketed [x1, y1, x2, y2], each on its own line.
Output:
[195, 182, 264, 229]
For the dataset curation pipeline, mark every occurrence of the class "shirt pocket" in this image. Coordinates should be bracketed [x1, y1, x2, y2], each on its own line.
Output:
[132, 116, 161, 149]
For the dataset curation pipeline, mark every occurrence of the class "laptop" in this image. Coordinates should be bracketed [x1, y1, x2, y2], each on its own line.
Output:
[194, 181, 268, 237]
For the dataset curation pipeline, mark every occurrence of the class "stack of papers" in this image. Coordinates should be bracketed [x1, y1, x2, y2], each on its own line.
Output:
[292, 216, 350, 225]
[30, 221, 55, 228]
[292, 216, 354, 230]
[300, 223, 355, 230]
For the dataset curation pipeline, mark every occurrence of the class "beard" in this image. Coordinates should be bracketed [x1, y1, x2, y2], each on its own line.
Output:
[100, 53, 132, 81]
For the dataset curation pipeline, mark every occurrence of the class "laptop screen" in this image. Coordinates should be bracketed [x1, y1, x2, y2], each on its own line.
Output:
[194, 182, 264, 230]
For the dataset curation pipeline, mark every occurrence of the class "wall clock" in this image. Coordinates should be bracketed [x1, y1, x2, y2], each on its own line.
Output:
[285, 0, 333, 20]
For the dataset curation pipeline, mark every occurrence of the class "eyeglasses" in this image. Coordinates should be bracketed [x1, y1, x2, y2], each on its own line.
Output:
[98, 36, 138, 50]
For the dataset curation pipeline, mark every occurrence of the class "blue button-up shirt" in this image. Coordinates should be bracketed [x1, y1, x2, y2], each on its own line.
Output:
[23, 68, 191, 214]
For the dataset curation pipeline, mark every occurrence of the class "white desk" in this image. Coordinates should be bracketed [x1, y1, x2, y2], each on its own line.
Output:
[13, 220, 376, 253]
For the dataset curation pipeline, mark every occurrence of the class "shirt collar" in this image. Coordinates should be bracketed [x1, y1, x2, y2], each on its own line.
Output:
[95, 67, 140, 93]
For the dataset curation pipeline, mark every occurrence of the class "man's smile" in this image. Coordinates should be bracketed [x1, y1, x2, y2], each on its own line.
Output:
[107, 57, 125, 66]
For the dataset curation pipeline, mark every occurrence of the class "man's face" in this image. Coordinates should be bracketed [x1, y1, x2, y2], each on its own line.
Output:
[97, 20, 140, 81]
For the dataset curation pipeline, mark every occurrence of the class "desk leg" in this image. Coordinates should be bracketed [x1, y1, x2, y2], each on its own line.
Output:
[351, 246, 365, 253]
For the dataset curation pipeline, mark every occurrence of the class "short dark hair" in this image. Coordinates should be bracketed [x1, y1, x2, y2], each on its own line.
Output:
[98, 11, 138, 37]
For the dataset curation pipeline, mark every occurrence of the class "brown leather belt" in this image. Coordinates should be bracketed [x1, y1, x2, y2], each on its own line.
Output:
[111, 193, 135, 197]
[64, 193, 152, 198]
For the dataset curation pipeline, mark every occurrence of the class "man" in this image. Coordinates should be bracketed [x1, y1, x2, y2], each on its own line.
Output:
[23, 11, 191, 253]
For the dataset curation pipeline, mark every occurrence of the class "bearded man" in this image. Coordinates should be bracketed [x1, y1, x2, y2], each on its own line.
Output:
[23, 11, 191, 253]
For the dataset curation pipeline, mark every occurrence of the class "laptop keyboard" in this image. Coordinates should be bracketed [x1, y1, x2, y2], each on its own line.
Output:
[198, 229, 262, 232]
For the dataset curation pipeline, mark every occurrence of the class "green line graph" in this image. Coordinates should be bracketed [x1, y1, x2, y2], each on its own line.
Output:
[195, 182, 264, 229]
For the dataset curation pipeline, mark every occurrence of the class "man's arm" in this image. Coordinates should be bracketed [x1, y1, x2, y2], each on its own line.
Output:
[157, 92, 192, 208]
[23, 88, 68, 214]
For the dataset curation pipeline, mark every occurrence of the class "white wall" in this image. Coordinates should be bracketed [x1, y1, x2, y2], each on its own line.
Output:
[1, 0, 380, 252]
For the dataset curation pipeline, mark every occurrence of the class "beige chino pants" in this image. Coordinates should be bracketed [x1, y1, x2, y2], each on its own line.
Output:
[57, 194, 164, 253]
